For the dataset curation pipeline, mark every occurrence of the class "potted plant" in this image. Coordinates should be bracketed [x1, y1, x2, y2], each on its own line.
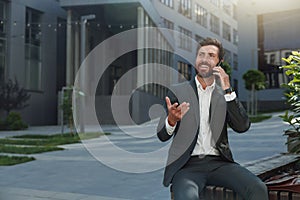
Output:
[280, 51, 300, 153]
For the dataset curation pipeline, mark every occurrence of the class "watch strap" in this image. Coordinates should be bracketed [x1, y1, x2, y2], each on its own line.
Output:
[224, 87, 233, 94]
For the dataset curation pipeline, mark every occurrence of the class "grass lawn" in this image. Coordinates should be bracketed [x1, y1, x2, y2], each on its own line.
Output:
[0, 145, 64, 154]
[0, 132, 110, 146]
[0, 155, 35, 166]
[0, 132, 110, 166]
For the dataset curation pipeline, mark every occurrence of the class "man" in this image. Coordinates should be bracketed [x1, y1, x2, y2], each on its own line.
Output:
[157, 38, 268, 200]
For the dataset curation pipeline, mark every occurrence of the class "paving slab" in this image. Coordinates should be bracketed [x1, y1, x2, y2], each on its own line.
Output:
[0, 112, 289, 199]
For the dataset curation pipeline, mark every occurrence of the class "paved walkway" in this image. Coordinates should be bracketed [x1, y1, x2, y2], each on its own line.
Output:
[0, 112, 289, 200]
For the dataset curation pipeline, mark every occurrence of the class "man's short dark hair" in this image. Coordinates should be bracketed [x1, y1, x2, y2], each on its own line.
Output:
[196, 37, 224, 61]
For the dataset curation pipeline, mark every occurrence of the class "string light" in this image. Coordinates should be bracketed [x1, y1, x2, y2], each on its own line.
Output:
[6, 21, 141, 40]
[11, 20, 138, 26]
[8, 20, 139, 34]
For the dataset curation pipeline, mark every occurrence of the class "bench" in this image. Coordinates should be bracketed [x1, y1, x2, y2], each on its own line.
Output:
[170, 154, 300, 200]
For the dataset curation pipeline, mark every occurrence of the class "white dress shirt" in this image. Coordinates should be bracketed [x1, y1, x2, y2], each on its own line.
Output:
[165, 76, 237, 156]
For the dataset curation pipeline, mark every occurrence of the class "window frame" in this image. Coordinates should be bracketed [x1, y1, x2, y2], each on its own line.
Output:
[25, 7, 43, 91]
[195, 4, 208, 28]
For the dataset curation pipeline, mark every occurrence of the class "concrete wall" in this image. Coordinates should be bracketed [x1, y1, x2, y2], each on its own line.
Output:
[6, 0, 66, 125]
[95, 91, 164, 125]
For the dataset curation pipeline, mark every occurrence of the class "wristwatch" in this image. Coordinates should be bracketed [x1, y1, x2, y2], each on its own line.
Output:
[224, 87, 233, 94]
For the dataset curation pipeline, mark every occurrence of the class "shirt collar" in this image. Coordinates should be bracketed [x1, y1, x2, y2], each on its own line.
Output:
[195, 76, 215, 92]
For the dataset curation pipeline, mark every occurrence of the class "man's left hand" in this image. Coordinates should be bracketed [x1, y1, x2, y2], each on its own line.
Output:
[213, 66, 231, 90]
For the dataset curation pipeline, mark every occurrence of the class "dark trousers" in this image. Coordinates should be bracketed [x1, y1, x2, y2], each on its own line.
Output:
[172, 155, 268, 200]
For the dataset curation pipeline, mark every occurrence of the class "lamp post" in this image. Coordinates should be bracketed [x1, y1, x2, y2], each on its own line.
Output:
[80, 14, 95, 63]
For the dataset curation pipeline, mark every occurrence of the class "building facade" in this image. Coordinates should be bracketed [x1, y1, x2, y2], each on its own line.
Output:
[3, 0, 298, 125]
[60, 0, 239, 125]
[237, 0, 300, 111]
[0, 0, 66, 125]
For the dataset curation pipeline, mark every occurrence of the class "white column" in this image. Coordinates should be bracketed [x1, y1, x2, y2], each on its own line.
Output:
[74, 25, 80, 76]
[66, 9, 73, 86]
[137, 7, 145, 88]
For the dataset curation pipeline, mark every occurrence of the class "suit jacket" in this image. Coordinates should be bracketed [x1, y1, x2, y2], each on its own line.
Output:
[157, 79, 250, 187]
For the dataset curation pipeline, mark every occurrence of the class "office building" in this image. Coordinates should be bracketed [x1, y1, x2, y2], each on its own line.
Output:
[0, 0, 66, 125]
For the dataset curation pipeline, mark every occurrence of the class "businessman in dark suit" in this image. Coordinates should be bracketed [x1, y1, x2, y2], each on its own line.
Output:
[157, 38, 268, 200]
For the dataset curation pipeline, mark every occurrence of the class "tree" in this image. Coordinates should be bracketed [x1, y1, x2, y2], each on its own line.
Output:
[0, 78, 31, 115]
[60, 87, 74, 135]
[242, 69, 266, 116]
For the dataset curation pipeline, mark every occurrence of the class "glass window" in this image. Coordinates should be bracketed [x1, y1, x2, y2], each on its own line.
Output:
[178, 61, 191, 82]
[0, 39, 5, 84]
[233, 53, 238, 70]
[195, 34, 204, 44]
[0, 1, 6, 84]
[160, 0, 173, 8]
[138, 12, 173, 99]
[25, 8, 43, 91]
[233, 4, 237, 20]
[270, 54, 276, 64]
[195, 4, 208, 28]
[162, 17, 174, 34]
[178, 0, 192, 19]
[233, 29, 238, 45]
[210, 14, 220, 35]
[224, 49, 232, 65]
[179, 26, 192, 51]
[0, 1, 6, 37]
[284, 51, 291, 58]
[223, 0, 231, 16]
[222, 22, 231, 42]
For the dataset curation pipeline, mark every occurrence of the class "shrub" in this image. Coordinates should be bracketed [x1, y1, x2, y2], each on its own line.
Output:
[0, 78, 31, 115]
[2, 112, 28, 130]
[279, 51, 300, 153]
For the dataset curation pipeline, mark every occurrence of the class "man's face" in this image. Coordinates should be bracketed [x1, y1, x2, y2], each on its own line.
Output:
[195, 45, 220, 78]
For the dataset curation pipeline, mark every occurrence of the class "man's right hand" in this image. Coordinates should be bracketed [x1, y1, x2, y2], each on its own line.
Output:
[166, 96, 190, 126]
